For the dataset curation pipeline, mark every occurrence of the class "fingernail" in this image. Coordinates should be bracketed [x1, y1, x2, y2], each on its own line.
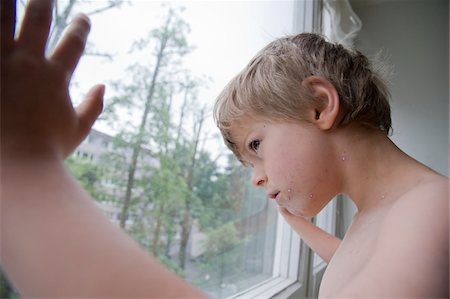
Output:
[72, 13, 91, 35]
[74, 13, 91, 26]
[98, 84, 106, 98]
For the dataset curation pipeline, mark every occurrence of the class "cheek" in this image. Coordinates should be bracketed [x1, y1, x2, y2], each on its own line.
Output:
[267, 131, 337, 185]
[273, 149, 337, 216]
[268, 151, 304, 186]
[271, 145, 331, 188]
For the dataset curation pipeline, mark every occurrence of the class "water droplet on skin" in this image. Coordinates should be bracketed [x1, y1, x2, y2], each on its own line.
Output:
[286, 188, 292, 200]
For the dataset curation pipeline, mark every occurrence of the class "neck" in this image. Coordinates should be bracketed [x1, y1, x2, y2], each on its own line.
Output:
[333, 125, 436, 213]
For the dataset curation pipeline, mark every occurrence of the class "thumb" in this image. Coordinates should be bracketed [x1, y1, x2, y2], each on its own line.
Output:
[75, 84, 105, 139]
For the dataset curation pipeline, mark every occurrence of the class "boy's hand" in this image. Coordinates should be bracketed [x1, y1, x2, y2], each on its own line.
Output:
[278, 206, 341, 264]
[1, 0, 104, 162]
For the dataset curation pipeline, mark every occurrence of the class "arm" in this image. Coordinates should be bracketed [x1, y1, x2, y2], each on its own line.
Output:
[2, 158, 205, 297]
[279, 207, 341, 264]
[0, 0, 205, 297]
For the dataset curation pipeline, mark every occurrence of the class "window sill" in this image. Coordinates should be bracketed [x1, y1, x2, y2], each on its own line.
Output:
[230, 277, 300, 299]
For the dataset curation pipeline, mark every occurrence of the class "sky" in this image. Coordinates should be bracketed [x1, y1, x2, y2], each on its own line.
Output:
[18, 0, 297, 160]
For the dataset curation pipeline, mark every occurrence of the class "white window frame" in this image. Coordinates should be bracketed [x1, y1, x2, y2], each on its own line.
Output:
[230, 1, 325, 298]
[230, 215, 303, 299]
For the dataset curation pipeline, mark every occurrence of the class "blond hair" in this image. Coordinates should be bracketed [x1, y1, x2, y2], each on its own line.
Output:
[214, 33, 392, 160]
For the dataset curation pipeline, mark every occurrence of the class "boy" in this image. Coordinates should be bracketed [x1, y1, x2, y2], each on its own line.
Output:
[1, 0, 448, 298]
[213, 33, 449, 297]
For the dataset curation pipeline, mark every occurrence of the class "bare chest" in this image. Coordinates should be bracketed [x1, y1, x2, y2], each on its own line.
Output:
[319, 215, 381, 297]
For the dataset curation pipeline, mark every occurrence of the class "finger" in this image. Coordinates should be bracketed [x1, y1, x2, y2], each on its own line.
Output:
[1, 0, 17, 56]
[75, 84, 105, 141]
[278, 206, 310, 222]
[17, 0, 53, 56]
[50, 14, 90, 76]
[278, 206, 294, 220]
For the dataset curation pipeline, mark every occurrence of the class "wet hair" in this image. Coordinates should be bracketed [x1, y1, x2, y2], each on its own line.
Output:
[213, 33, 392, 161]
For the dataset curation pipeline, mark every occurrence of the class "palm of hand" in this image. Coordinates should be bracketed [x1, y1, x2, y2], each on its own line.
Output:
[1, 0, 103, 160]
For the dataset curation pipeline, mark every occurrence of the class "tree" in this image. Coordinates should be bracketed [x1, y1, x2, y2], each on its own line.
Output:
[177, 103, 209, 269]
[45, 2, 262, 284]
[103, 6, 192, 230]
[195, 154, 248, 230]
[41, 0, 124, 54]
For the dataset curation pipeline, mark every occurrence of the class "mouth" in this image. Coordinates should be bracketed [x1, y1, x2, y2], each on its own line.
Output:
[267, 191, 280, 200]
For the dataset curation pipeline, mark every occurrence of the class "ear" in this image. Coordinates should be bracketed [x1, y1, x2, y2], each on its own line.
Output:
[302, 76, 340, 130]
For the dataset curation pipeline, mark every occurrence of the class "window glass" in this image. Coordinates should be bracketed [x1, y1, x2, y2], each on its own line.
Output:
[8, 1, 298, 298]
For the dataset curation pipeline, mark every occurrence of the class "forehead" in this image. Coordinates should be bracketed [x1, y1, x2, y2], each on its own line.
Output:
[230, 116, 260, 136]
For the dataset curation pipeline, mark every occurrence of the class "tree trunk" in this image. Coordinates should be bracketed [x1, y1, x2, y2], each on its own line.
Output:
[177, 108, 206, 269]
[151, 203, 164, 256]
[178, 203, 192, 269]
[119, 17, 171, 229]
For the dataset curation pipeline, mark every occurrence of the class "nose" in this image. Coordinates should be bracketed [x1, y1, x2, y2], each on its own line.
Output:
[251, 167, 267, 187]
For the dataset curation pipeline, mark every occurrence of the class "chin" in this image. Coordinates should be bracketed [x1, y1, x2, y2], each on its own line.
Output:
[285, 204, 321, 218]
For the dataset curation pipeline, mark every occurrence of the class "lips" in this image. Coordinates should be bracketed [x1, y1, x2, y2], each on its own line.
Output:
[267, 191, 279, 200]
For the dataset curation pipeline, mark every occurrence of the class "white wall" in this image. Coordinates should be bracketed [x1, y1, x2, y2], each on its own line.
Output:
[351, 0, 449, 176]
[341, 0, 449, 230]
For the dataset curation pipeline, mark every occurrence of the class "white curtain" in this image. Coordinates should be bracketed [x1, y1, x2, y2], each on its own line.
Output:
[322, 0, 362, 47]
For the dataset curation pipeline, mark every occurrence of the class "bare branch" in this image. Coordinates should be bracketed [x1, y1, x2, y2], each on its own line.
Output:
[84, 50, 113, 61]
[86, 0, 124, 16]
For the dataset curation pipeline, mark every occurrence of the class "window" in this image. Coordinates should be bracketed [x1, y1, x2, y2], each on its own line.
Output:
[6, 1, 327, 298]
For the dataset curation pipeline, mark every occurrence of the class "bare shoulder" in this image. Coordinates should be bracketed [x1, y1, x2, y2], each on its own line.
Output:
[390, 175, 449, 221]
[383, 175, 449, 256]
[389, 175, 449, 235]
[337, 176, 449, 298]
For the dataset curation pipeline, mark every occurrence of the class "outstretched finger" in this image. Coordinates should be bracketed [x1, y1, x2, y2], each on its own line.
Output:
[17, 0, 53, 56]
[50, 14, 90, 77]
[1, 0, 17, 56]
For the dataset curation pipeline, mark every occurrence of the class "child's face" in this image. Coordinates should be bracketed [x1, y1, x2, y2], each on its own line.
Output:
[230, 118, 341, 217]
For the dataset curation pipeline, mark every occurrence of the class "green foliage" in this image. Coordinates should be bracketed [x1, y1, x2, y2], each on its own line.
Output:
[196, 154, 250, 230]
[92, 5, 208, 271]
[0, 270, 20, 299]
[65, 155, 108, 201]
[192, 222, 247, 291]
[157, 254, 186, 278]
[203, 223, 241, 258]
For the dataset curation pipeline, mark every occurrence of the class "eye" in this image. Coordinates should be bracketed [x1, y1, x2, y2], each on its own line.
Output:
[248, 139, 261, 153]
